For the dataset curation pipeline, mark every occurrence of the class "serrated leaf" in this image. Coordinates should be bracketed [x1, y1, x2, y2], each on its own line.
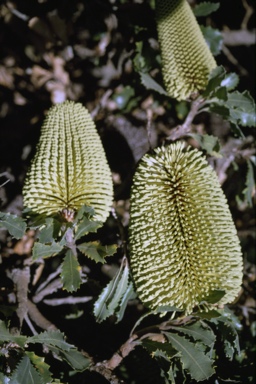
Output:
[193, 2, 220, 17]
[77, 241, 117, 263]
[221, 72, 239, 91]
[0, 320, 26, 348]
[203, 66, 226, 97]
[139, 72, 168, 96]
[226, 90, 255, 112]
[74, 217, 102, 240]
[115, 281, 137, 323]
[75, 205, 95, 222]
[37, 218, 62, 243]
[196, 309, 222, 319]
[25, 352, 52, 384]
[169, 322, 216, 347]
[0, 212, 27, 240]
[188, 134, 221, 157]
[9, 355, 43, 384]
[60, 250, 82, 292]
[164, 332, 215, 381]
[32, 242, 63, 260]
[60, 349, 90, 371]
[94, 258, 130, 322]
[210, 315, 240, 359]
[112, 86, 135, 110]
[142, 339, 178, 360]
[27, 330, 73, 351]
[200, 26, 223, 56]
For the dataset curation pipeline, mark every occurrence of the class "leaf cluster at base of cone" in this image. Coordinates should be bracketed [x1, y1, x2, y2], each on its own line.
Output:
[129, 142, 243, 315]
[23, 101, 113, 223]
[155, 0, 217, 100]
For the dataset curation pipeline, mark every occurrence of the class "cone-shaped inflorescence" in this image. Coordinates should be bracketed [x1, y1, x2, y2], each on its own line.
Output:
[129, 142, 243, 314]
[155, 0, 216, 100]
[23, 101, 113, 222]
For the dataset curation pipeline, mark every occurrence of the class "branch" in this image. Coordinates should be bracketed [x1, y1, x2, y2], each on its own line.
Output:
[222, 29, 256, 46]
[167, 97, 204, 141]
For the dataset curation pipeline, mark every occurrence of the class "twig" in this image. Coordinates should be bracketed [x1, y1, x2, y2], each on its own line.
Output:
[241, 0, 254, 30]
[166, 97, 204, 141]
[111, 207, 128, 258]
[27, 300, 57, 331]
[43, 296, 93, 306]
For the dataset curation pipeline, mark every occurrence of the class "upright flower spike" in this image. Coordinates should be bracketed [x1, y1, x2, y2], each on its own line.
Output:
[155, 0, 217, 100]
[129, 142, 243, 314]
[23, 101, 113, 222]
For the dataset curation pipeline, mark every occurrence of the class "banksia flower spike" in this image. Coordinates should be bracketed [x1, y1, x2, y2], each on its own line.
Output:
[129, 142, 243, 315]
[23, 101, 113, 222]
[155, 0, 217, 100]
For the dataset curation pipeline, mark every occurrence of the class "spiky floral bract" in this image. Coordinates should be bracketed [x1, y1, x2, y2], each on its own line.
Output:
[129, 142, 243, 315]
[155, 0, 217, 100]
[23, 101, 113, 222]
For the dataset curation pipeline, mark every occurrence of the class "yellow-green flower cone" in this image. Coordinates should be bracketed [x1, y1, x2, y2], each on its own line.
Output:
[129, 142, 243, 314]
[23, 101, 113, 222]
[155, 0, 217, 100]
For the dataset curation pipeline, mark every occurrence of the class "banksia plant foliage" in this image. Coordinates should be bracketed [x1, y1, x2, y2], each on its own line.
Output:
[23, 101, 113, 222]
[155, 0, 217, 100]
[129, 142, 243, 315]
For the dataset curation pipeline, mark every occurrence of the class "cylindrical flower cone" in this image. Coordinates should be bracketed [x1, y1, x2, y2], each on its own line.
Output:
[23, 101, 113, 222]
[129, 142, 243, 314]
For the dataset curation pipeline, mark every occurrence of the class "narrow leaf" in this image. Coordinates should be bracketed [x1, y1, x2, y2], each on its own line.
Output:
[94, 258, 130, 322]
[193, 2, 220, 17]
[37, 218, 62, 243]
[164, 332, 215, 381]
[27, 330, 73, 351]
[32, 242, 63, 260]
[78, 241, 117, 263]
[60, 349, 91, 371]
[0, 320, 26, 348]
[74, 217, 102, 240]
[203, 66, 226, 97]
[0, 212, 27, 239]
[168, 322, 216, 346]
[25, 352, 52, 384]
[139, 72, 168, 96]
[221, 72, 239, 91]
[200, 26, 223, 56]
[61, 249, 82, 292]
[200, 289, 226, 304]
[188, 134, 221, 157]
[9, 355, 43, 384]
[115, 281, 137, 323]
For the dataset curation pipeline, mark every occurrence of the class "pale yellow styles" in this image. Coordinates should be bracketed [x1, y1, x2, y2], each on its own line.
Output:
[129, 142, 243, 315]
[155, 0, 217, 100]
[23, 101, 113, 222]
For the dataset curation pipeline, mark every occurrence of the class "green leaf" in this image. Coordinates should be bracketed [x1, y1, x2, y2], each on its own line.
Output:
[32, 242, 63, 260]
[0, 320, 26, 348]
[112, 86, 135, 110]
[0, 212, 27, 240]
[164, 332, 215, 381]
[200, 26, 223, 56]
[77, 241, 117, 263]
[60, 250, 82, 292]
[221, 72, 239, 91]
[0, 372, 10, 384]
[139, 72, 168, 96]
[27, 330, 73, 351]
[115, 281, 137, 323]
[74, 205, 95, 223]
[187, 134, 221, 157]
[94, 258, 130, 322]
[60, 349, 90, 371]
[25, 352, 52, 384]
[169, 322, 216, 347]
[210, 315, 240, 359]
[226, 91, 256, 127]
[74, 217, 102, 241]
[37, 218, 62, 243]
[142, 339, 178, 360]
[203, 66, 226, 97]
[200, 289, 226, 304]
[193, 2, 220, 17]
[9, 355, 43, 384]
[195, 309, 223, 320]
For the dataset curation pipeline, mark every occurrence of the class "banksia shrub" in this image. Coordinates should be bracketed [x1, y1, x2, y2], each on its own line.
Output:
[155, 0, 216, 100]
[23, 101, 113, 222]
[129, 142, 243, 315]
